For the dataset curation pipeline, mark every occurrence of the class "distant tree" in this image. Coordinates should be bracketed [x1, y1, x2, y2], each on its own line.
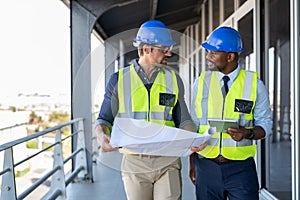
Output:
[48, 111, 71, 135]
[48, 111, 70, 124]
[27, 111, 44, 134]
[9, 106, 17, 112]
[29, 111, 43, 124]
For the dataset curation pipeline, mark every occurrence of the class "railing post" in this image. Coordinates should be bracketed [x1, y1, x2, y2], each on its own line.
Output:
[75, 120, 88, 179]
[1, 148, 17, 200]
[42, 129, 66, 200]
[92, 129, 99, 162]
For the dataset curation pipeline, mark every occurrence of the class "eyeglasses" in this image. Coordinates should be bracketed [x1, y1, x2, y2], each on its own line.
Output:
[150, 45, 173, 54]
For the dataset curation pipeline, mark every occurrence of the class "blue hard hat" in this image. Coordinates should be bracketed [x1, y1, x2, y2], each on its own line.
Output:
[134, 20, 176, 46]
[201, 26, 244, 52]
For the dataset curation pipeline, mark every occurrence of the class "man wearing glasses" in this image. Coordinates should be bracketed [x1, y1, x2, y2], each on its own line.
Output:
[95, 20, 204, 200]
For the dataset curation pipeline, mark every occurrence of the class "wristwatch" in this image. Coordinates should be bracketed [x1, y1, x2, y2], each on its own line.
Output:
[248, 129, 255, 140]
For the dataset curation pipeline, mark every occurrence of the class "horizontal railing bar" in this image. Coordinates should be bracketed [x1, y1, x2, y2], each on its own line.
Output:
[0, 167, 11, 176]
[61, 129, 82, 142]
[0, 118, 83, 151]
[47, 189, 62, 200]
[65, 166, 84, 186]
[14, 141, 60, 168]
[63, 148, 83, 164]
[0, 122, 28, 131]
[17, 166, 61, 200]
[61, 134, 73, 142]
[69, 129, 82, 137]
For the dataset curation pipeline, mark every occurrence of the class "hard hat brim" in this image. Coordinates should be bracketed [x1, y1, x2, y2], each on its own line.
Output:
[133, 38, 176, 47]
[201, 42, 244, 52]
[201, 42, 220, 51]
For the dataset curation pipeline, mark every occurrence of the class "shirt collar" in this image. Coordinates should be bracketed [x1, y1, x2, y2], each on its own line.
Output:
[217, 65, 241, 82]
[133, 59, 141, 72]
[133, 59, 163, 73]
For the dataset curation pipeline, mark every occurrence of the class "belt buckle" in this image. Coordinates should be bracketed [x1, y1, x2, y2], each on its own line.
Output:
[216, 155, 230, 163]
[139, 154, 157, 159]
[218, 155, 225, 162]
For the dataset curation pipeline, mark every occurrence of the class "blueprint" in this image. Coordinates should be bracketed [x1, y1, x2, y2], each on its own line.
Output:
[110, 117, 214, 157]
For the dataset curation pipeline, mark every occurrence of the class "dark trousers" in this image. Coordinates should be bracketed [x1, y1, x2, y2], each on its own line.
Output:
[194, 155, 259, 200]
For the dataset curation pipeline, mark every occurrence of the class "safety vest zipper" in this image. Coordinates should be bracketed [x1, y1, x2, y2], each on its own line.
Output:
[147, 90, 150, 121]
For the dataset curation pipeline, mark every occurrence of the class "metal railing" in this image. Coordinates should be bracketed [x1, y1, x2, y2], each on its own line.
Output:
[0, 118, 87, 200]
[0, 122, 27, 132]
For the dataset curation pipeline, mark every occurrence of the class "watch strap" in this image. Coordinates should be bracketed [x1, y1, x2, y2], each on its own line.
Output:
[248, 129, 255, 140]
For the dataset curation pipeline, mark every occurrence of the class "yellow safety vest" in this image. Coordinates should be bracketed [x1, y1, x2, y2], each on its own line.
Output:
[117, 64, 179, 153]
[194, 70, 257, 160]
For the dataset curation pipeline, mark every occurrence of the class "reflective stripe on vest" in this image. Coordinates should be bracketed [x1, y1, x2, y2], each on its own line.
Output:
[117, 64, 178, 126]
[194, 70, 258, 160]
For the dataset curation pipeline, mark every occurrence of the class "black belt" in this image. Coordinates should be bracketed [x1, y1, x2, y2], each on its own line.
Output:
[130, 154, 160, 158]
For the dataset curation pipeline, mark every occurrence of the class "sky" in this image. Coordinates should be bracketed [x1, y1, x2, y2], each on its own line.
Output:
[0, 0, 71, 97]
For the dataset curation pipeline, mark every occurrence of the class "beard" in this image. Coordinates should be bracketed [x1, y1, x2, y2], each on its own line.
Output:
[206, 59, 226, 72]
[206, 59, 218, 71]
[160, 57, 168, 65]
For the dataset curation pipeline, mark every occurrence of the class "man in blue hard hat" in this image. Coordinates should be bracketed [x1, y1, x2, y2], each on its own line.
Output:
[189, 26, 272, 199]
[95, 20, 205, 200]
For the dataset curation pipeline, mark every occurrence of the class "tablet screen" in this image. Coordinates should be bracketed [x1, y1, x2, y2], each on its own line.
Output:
[208, 119, 238, 132]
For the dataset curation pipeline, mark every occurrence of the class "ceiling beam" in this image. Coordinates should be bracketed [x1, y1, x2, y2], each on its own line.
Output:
[150, 0, 158, 19]
[156, 5, 198, 19]
[168, 17, 200, 31]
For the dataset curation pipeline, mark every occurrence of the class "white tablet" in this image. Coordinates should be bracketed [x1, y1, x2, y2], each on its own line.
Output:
[208, 119, 238, 132]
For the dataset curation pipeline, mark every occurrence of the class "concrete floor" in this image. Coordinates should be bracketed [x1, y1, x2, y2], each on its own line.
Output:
[66, 150, 196, 200]
[66, 140, 292, 200]
[13, 141, 291, 200]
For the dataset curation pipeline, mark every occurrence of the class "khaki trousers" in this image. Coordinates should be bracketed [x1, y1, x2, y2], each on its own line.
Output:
[121, 154, 182, 200]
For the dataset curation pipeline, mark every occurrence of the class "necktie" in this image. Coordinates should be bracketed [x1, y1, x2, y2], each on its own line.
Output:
[222, 76, 230, 95]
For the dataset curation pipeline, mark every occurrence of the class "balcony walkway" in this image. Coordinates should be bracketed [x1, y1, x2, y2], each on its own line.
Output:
[66, 141, 291, 200]
[66, 151, 196, 200]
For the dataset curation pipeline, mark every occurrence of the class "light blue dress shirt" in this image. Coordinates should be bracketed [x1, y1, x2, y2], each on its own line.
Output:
[191, 66, 273, 136]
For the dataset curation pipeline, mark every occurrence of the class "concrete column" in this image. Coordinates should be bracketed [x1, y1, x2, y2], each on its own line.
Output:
[71, 1, 96, 181]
